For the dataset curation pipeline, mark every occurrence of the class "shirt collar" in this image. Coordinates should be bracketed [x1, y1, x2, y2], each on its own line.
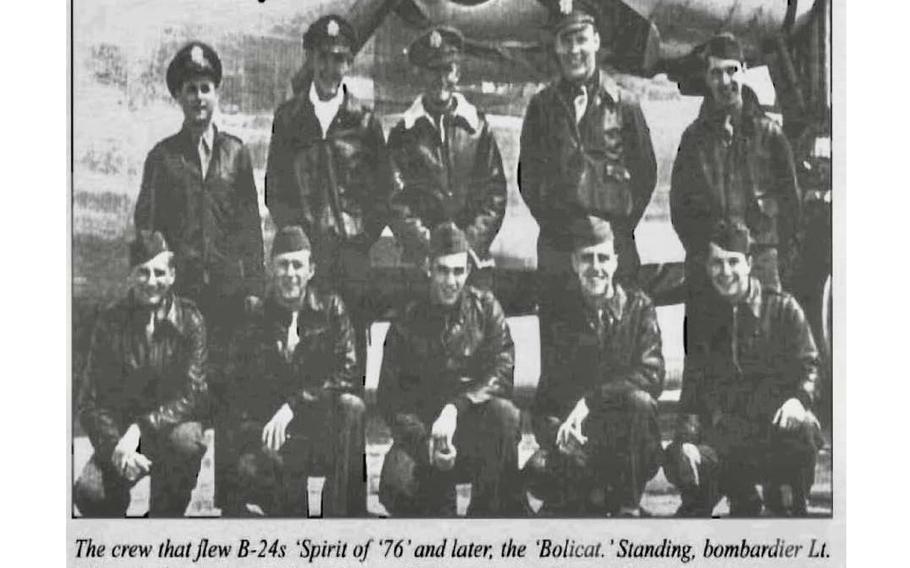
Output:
[200, 123, 215, 150]
[181, 122, 216, 147]
[309, 80, 346, 110]
[401, 92, 480, 132]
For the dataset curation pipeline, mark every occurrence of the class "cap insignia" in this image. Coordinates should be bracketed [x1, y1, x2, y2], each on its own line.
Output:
[190, 45, 206, 66]
[559, 0, 573, 15]
[327, 19, 340, 37]
[429, 30, 442, 48]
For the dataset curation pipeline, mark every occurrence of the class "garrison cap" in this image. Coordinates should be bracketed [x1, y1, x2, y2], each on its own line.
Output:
[129, 230, 171, 267]
[408, 26, 464, 69]
[271, 225, 312, 257]
[570, 215, 615, 250]
[303, 15, 357, 54]
[547, 0, 599, 36]
[704, 32, 745, 63]
[166, 42, 222, 98]
[709, 220, 752, 255]
[429, 222, 470, 258]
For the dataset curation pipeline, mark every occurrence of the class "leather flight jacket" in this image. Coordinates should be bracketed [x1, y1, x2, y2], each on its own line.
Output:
[377, 286, 515, 427]
[222, 287, 359, 423]
[265, 82, 391, 251]
[387, 93, 507, 262]
[78, 293, 209, 458]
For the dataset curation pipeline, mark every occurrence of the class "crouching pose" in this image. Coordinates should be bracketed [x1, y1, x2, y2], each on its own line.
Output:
[378, 222, 524, 516]
[219, 226, 365, 517]
[526, 216, 665, 516]
[75, 231, 208, 517]
[663, 222, 820, 517]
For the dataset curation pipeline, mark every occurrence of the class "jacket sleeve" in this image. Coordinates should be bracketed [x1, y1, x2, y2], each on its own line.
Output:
[386, 123, 432, 262]
[780, 294, 820, 409]
[670, 129, 711, 255]
[78, 314, 124, 460]
[770, 126, 803, 287]
[532, 309, 564, 421]
[137, 305, 209, 433]
[322, 294, 359, 395]
[622, 97, 658, 229]
[518, 94, 550, 233]
[460, 119, 507, 258]
[265, 106, 299, 230]
[377, 318, 424, 433]
[586, 296, 665, 407]
[676, 335, 707, 443]
[362, 112, 393, 246]
[235, 145, 265, 297]
[449, 295, 515, 413]
[134, 148, 162, 232]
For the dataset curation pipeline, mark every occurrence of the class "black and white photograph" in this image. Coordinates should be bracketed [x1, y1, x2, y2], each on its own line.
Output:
[69, 0, 836, 527]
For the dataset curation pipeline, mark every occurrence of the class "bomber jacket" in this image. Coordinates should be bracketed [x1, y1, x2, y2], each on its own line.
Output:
[386, 93, 507, 262]
[78, 293, 208, 459]
[134, 126, 264, 300]
[378, 286, 515, 427]
[670, 88, 801, 283]
[222, 287, 358, 423]
[533, 282, 665, 420]
[519, 69, 657, 270]
[265, 82, 391, 250]
[677, 278, 820, 442]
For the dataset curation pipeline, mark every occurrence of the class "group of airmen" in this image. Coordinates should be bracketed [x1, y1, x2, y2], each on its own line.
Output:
[74, 0, 822, 518]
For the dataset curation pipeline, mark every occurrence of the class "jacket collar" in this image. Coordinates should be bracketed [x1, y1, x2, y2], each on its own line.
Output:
[557, 68, 621, 106]
[401, 92, 480, 132]
[739, 277, 763, 319]
[582, 281, 626, 322]
[603, 282, 626, 321]
[293, 80, 363, 128]
[127, 291, 186, 334]
[696, 84, 764, 136]
[264, 285, 325, 324]
[180, 122, 218, 146]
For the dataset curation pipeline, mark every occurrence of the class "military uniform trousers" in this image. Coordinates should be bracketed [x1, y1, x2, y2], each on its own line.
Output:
[379, 397, 524, 517]
[218, 393, 366, 517]
[663, 412, 819, 516]
[74, 421, 206, 517]
[525, 389, 662, 515]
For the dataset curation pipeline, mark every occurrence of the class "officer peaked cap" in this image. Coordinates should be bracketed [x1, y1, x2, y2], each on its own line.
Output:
[408, 26, 464, 69]
[166, 41, 222, 98]
[547, 0, 599, 36]
[129, 230, 171, 267]
[303, 15, 357, 54]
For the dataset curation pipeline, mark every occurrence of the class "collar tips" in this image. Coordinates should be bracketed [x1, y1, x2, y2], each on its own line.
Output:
[401, 92, 480, 131]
